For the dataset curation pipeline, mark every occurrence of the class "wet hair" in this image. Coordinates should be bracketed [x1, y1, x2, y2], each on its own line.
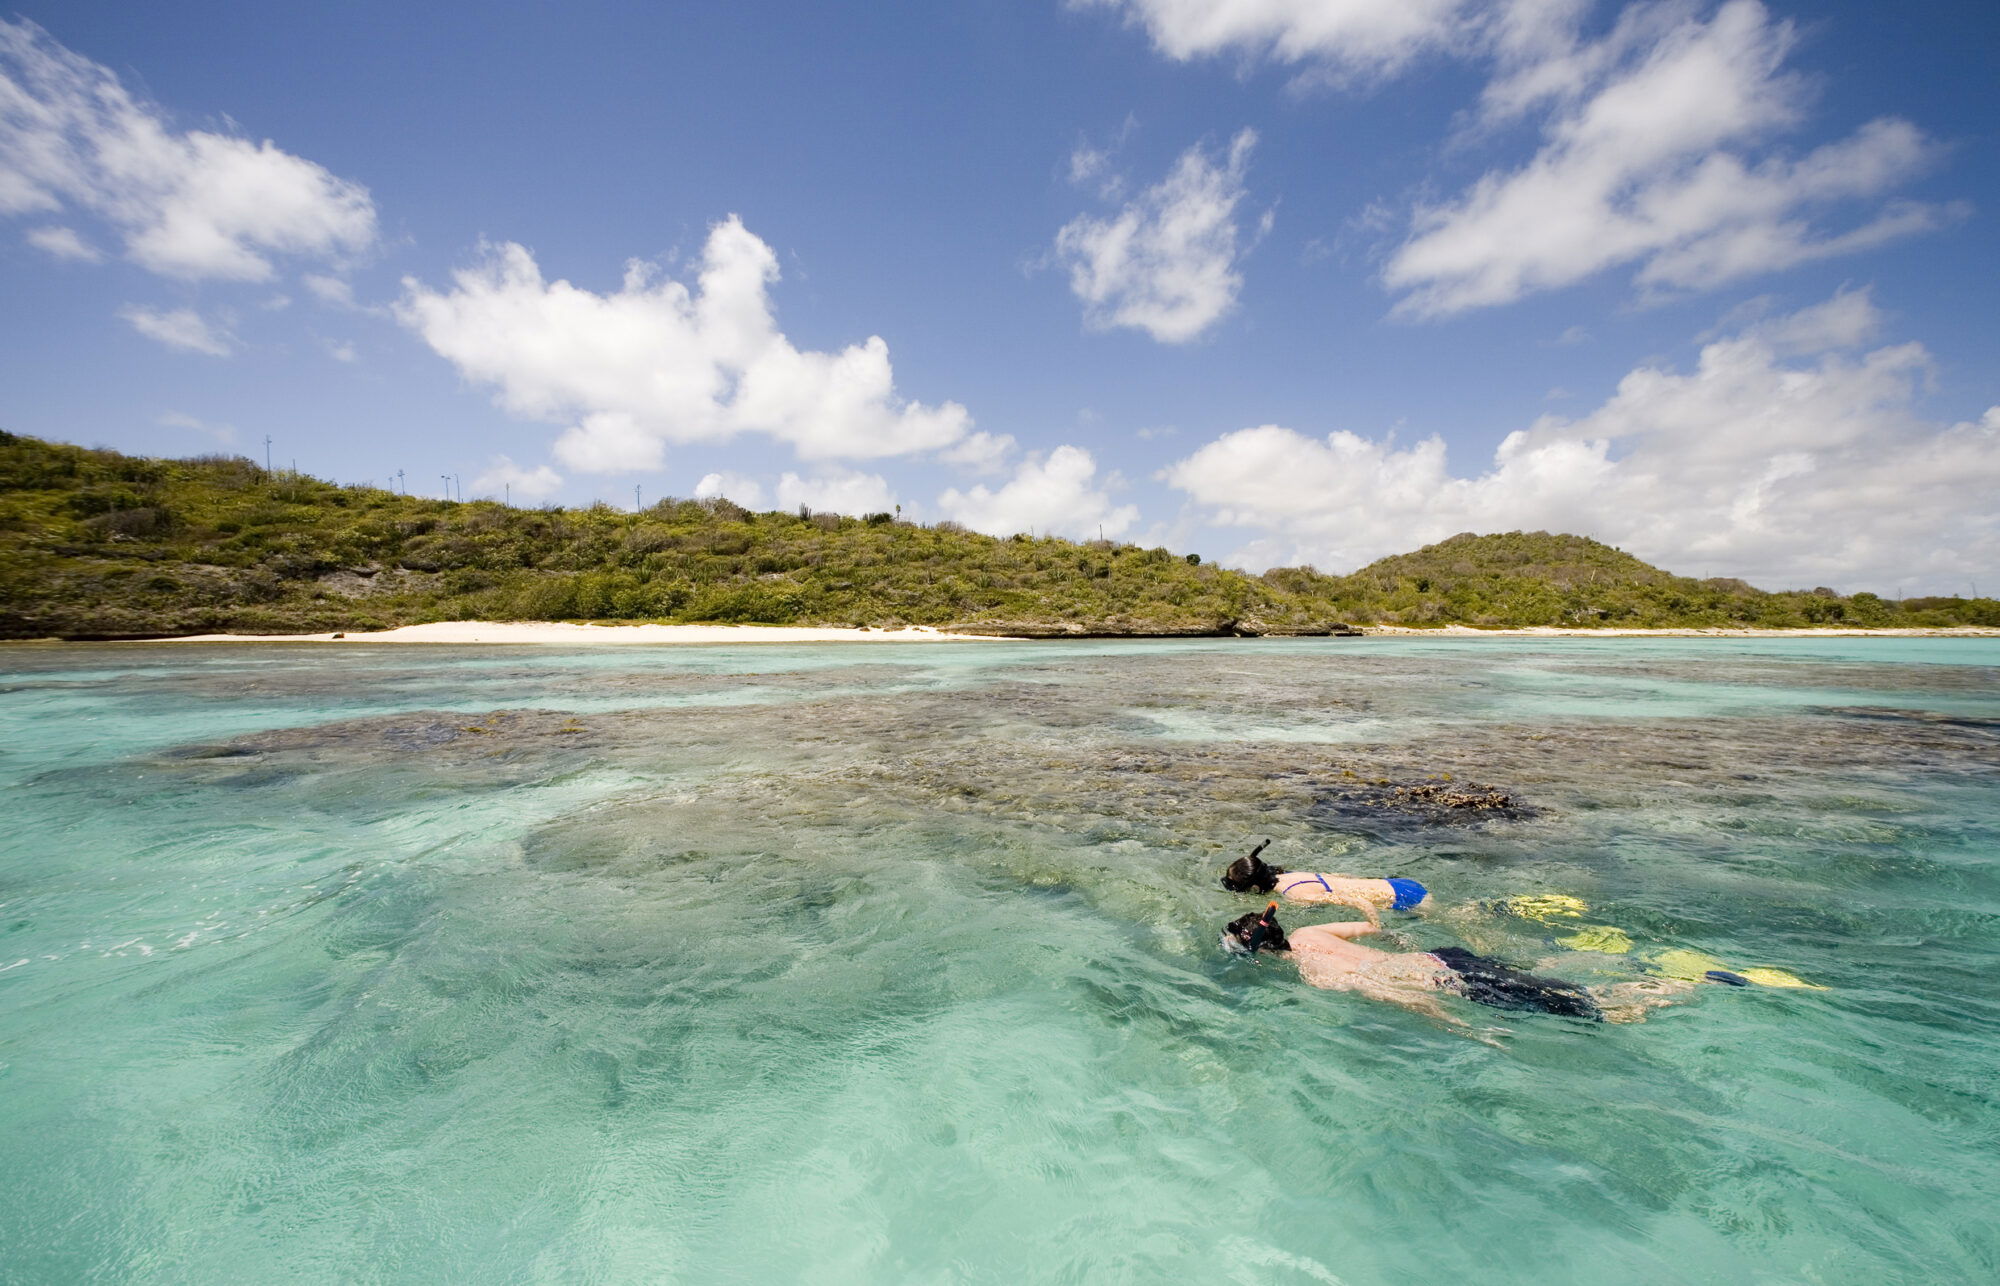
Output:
[1221, 840, 1283, 893]
[1224, 902, 1290, 953]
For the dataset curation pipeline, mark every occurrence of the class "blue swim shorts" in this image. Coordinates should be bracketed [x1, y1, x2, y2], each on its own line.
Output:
[1385, 877, 1429, 911]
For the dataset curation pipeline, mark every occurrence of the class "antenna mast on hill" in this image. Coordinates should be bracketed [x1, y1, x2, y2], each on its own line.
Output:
[504, 483, 510, 506]
[263, 435, 272, 471]
[635, 483, 642, 511]
[396, 468, 404, 495]
[440, 474, 450, 501]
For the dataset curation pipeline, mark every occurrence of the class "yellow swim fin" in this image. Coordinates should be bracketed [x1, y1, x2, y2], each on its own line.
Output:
[1502, 894, 1590, 923]
[1648, 948, 1729, 982]
[1557, 924, 1634, 954]
[1646, 951, 1829, 990]
[1736, 967, 1829, 990]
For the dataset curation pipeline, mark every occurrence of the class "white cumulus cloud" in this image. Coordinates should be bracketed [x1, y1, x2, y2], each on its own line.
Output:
[1054, 129, 1263, 344]
[693, 471, 768, 510]
[775, 468, 896, 516]
[470, 455, 563, 503]
[24, 222, 97, 260]
[1070, 142, 1115, 190]
[938, 445, 1138, 539]
[938, 430, 1017, 475]
[396, 216, 971, 473]
[1163, 291, 2000, 592]
[119, 304, 233, 356]
[303, 273, 355, 307]
[1385, 1, 1952, 315]
[1077, 0, 1478, 82]
[0, 19, 377, 281]
[1087, 3, 1955, 315]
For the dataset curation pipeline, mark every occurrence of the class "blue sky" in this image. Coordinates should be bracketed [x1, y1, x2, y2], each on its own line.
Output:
[2, 0, 1995, 593]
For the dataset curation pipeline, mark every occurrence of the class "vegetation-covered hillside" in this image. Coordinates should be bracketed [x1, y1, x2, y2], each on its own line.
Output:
[0, 433, 1336, 638]
[1266, 531, 1998, 629]
[1, 434, 1993, 638]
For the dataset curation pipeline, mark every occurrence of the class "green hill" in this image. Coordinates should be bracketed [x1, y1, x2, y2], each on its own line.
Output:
[1269, 531, 1995, 629]
[1, 434, 1992, 638]
[0, 432, 1335, 639]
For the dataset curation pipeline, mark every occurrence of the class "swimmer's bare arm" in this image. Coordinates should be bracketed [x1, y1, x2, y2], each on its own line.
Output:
[1287, 920, 1382, 950]
[1355, 979, 1457, 1025]
[1294, 953, 1460, 1026]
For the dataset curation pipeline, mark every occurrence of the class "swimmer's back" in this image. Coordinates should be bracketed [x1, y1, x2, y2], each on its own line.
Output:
[1279, 874, 1429, 911]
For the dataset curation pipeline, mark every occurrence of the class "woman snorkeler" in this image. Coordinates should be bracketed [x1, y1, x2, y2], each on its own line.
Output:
[1221, 840, 1429, 924]
[1222, 903, 1689, 1024]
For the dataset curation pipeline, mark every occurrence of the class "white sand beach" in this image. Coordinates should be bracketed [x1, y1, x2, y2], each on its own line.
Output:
[150, 621, 1016, 645]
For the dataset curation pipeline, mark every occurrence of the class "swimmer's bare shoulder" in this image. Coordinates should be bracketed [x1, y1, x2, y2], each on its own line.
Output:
[1286, 923, 1442, 986]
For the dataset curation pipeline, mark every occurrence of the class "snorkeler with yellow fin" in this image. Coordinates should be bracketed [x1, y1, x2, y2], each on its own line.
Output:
[1487, 894, 1827, 989]
[1218, 844, 1826, 992]
[1220, 840, 1430, 924]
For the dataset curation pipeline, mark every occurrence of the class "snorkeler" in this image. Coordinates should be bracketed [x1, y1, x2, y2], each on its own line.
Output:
[1221, 840, 1428, 923]
[1222, 903, 1687, 1024]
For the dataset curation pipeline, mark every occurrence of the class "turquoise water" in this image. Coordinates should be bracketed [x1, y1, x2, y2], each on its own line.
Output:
[2, 637, 1997, 1284]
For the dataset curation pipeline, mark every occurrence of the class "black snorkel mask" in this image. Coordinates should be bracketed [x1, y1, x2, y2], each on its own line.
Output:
[1224, 902, 1289, 955]
[1221, 839, 1284, 893]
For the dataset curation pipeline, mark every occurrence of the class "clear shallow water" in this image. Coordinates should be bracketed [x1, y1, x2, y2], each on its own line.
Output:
[2, 637, 1997, 1285]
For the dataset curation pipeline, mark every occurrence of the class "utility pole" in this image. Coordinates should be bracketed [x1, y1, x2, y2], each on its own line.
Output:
[440, 474, 450, 501]
[263, 435, 273, 471]
[634, 483, 642, 511]
[396, 468, 405, 495]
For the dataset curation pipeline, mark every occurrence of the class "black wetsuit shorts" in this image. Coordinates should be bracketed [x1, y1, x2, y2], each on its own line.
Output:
[1431, 947, 1603, 1021]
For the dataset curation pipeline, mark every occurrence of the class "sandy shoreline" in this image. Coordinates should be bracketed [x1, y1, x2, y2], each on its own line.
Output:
[112, 620, 2000, 644]
[144, 621, 1016, 645]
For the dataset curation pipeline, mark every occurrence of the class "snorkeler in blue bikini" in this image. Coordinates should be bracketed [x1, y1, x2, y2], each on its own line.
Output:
[1220, 840, 1428, 925]
[1219, 850, 1820, 1018]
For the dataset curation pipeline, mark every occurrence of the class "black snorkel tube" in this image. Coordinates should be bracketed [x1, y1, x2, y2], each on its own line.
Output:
[1246, 901, 1287, 952]
[1225, 902, 1290, 955]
